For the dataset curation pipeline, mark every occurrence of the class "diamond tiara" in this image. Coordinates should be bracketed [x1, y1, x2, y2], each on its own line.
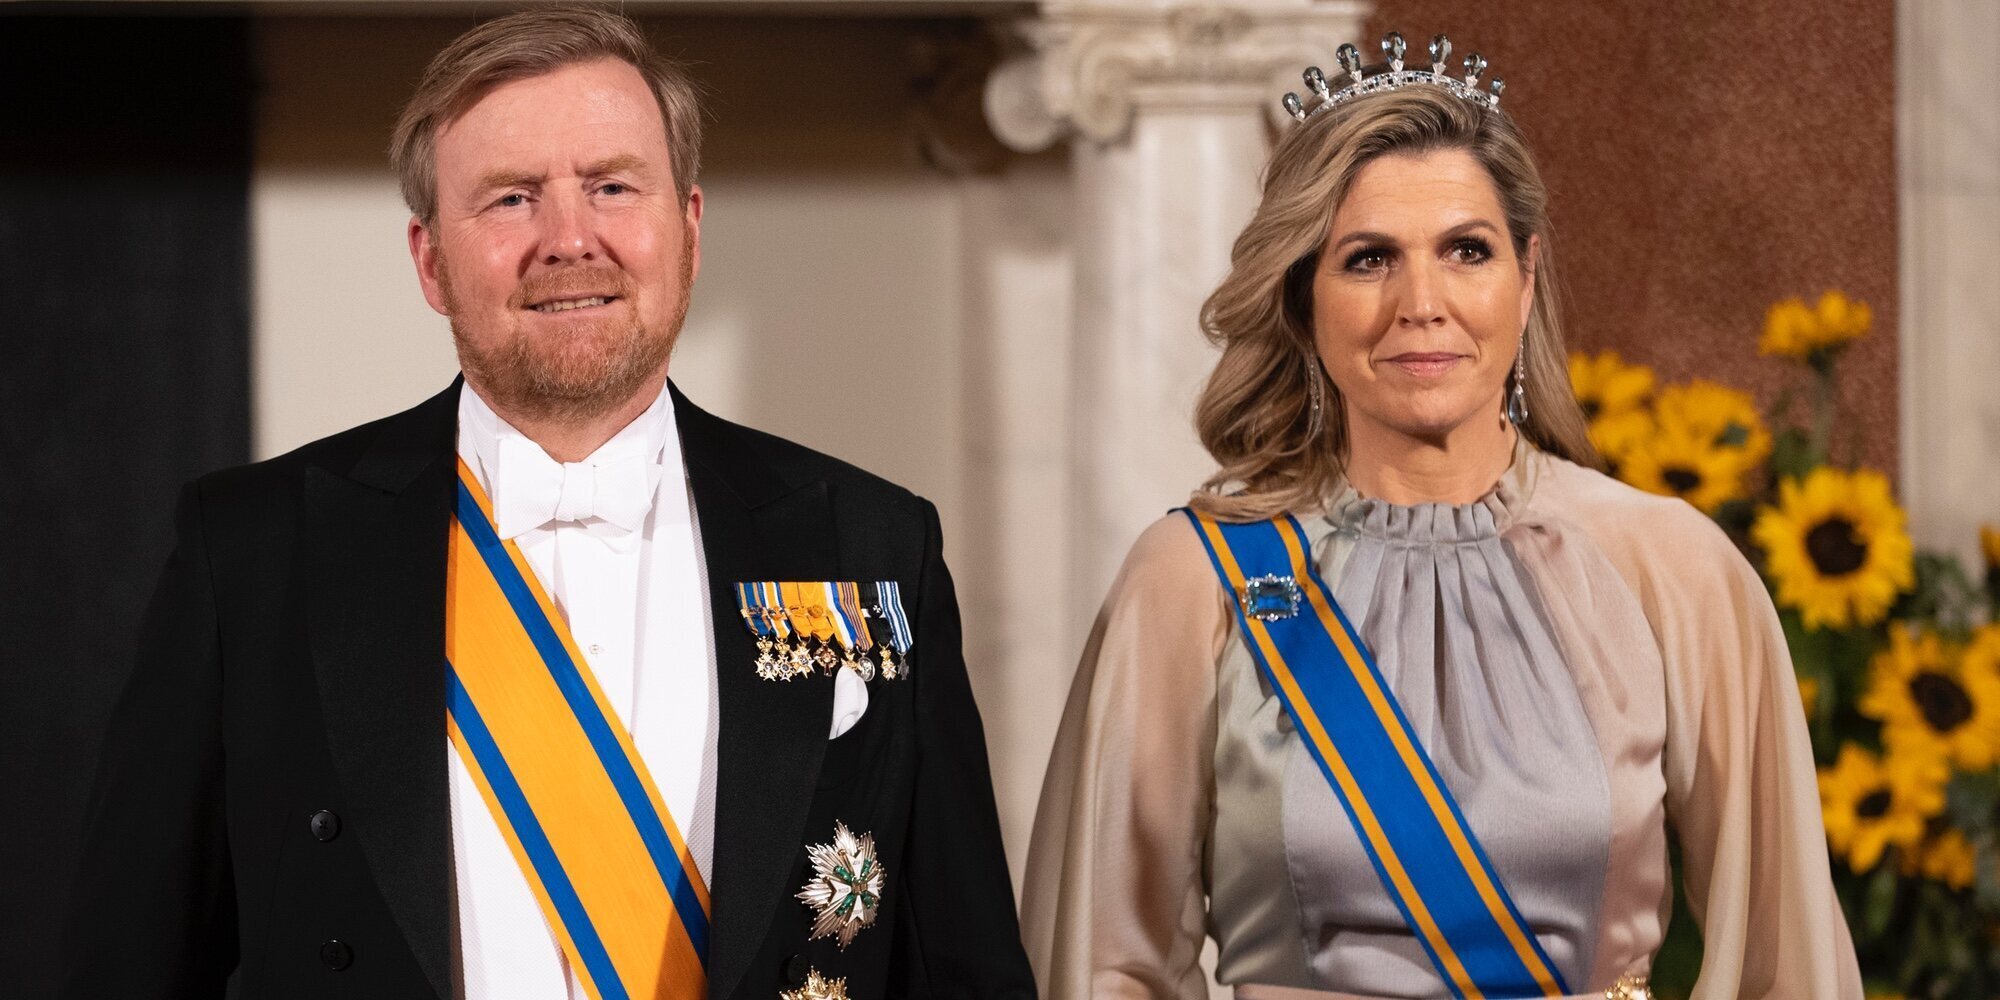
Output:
[1283, 32, 1505, 123]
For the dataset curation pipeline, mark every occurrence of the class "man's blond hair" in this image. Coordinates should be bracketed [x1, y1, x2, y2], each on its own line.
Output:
[390, 6, 704, 225]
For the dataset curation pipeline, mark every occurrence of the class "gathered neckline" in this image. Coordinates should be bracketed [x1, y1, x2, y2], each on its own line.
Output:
[1323, 436, 1542, 543]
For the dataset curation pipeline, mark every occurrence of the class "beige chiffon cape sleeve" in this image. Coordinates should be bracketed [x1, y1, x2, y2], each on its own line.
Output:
[1021, 514, 1227, 1000]
[1554, 471, 1861, 998]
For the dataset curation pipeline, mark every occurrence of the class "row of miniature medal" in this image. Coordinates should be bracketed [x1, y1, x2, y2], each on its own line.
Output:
[735, 581, 914, 682]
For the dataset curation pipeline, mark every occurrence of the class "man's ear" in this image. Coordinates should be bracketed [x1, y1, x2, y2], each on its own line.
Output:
[409, 216, 449, 316]
[683, 185, 704, 284]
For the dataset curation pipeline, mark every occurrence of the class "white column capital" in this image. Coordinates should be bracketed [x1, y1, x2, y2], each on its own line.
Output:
[984, 1, 1368, 150]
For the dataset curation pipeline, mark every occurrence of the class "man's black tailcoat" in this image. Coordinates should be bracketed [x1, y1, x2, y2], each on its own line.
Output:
[59, 380, 1035, 1000]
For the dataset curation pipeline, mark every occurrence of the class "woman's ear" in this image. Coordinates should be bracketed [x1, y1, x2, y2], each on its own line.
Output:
[1518, 233, 1540, 330]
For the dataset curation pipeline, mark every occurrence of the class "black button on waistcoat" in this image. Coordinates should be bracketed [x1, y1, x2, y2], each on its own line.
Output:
[781, 953, 810, 986]
[310, 809, 341, 842]
[320, 939, 354, 971]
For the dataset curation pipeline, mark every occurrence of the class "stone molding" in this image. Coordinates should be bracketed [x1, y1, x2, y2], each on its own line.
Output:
[984, 2, 1367, 150]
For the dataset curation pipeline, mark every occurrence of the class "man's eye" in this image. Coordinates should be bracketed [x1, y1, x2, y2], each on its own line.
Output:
[598, 183, 628, 196]
[496, 193, 528, 208]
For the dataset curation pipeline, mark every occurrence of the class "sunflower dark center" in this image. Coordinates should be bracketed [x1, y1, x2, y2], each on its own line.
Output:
[1910, 671, 1974, 732]
[1856, 788, 1894, 818]
[1582, 399, 1602, 421]
[1663, 467, 1703, 494]
[1805, 518, 1868, 576]
[1716, 422, 1750, 448]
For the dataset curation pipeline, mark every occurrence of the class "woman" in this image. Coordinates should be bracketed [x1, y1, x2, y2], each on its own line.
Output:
[1021, 35, 1862, 1000]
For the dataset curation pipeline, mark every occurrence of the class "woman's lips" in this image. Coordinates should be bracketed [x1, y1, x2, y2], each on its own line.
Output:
[1383, 352, 1465, 378]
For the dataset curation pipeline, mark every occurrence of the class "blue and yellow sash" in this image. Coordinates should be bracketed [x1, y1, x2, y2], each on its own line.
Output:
[447, 459, 710, 999]
[1181, 508, 1566, 999]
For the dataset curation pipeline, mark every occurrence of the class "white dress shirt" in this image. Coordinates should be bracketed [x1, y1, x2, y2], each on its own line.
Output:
[447, 381, 717, 1000]
[446, 382, 869, 999]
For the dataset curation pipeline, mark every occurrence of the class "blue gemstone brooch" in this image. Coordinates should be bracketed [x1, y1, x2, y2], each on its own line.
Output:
[1240, 574, 1302, 621]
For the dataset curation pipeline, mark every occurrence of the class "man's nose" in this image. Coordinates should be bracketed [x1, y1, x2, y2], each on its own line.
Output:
[538, 190, 598, 266]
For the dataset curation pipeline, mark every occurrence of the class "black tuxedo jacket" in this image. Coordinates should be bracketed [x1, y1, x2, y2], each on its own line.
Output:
[59, 381, 1034, 1000]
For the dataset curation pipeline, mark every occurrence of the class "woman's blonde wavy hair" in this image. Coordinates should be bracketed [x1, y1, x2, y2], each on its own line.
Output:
[1191, 82, 1598, 521]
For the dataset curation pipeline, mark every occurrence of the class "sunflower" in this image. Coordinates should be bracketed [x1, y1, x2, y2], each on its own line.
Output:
[1859, 624, 2000, 771]
[1587, 408, 1655, 470]
[1819, 742, 1949, 872]
[1760, 290, 1872, 361]
[1618, 424, 1751, 514]
[1568, 350, 1655, 423]
[1751, 468, 1915, 630]
[1901, 827, 1979, 890]
[1653, 380, 1772, 469]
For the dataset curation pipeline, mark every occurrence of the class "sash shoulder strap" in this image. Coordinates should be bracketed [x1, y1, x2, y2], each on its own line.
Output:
[1177, 507, 1567, 1000]
[446, 459, 710, 1000]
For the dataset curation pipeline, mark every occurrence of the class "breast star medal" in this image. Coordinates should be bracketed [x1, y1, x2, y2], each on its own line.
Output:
[779, 969, 850, 1000]
[796, 821, 885, 949]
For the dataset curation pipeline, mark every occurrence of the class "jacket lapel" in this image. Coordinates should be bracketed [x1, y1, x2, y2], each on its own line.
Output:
[305, 382, 458, 1000]
[674, 385, 839, 1000]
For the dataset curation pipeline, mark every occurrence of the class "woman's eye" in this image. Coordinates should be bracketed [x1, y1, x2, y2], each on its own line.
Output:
[1449, 239, 1492, 264]
[1344, 249, 1390, 272]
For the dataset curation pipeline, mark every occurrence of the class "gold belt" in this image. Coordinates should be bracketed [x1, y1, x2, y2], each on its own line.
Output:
[1605, 973, 1652, 1000]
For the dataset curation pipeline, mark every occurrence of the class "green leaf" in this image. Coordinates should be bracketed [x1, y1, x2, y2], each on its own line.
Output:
[1770, 427, 1818, 482]
[1976, 838, 2000, 911]
[1946, 774, 2000, 832]
[1862, 859, 1900, 939]
[1711, 498, 1756, 538]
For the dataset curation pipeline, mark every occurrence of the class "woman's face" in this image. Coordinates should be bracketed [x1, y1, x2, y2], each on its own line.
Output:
[1311, 149, 1537, 446]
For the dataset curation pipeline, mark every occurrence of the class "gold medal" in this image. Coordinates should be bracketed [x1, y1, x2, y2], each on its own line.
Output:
[779, 969, 850, 1000]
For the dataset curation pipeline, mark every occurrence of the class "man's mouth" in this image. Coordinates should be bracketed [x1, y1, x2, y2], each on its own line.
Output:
[529, 295, 618, 313]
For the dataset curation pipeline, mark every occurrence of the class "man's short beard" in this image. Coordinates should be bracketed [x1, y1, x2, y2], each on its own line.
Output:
[441, 242, 693, 426]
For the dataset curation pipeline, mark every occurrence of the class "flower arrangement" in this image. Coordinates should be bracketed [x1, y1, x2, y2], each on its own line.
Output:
[1571, 291, 2000, 998]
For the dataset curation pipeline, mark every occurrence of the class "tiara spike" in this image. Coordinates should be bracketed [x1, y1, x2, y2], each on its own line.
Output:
[1282, 92, 1307, 121]
[1303, 65, 1331, 99]
[1381, 32, 1407, 73]
[1463, 52, 1488, 86]
[1336, 43, 1363, 82]
[1428, 34, 1452, 76]
[1489, 78, 1505, 105]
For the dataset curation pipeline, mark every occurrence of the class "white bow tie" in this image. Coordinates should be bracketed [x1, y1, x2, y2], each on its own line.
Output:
[491, 435, 657, 539]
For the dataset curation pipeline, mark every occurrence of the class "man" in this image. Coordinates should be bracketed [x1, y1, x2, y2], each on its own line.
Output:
[59, 8, 1033, 999]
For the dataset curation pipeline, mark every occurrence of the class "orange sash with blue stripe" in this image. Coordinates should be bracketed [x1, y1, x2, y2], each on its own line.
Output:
[446, 459, 710, 999]
[1182, 508, 1566, 999]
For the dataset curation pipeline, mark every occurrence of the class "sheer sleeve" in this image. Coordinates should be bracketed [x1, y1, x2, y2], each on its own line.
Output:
[1647, 510, 1863, 998]
[1021, 514, 1232, 1000]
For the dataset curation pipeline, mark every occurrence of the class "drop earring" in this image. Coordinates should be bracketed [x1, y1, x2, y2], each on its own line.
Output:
[1506, 336, 1530, 427]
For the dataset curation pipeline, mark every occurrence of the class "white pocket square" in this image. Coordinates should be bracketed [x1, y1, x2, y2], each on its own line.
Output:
[829, 666, 869, 739]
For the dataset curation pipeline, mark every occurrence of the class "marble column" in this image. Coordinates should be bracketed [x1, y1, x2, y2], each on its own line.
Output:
[1897, 0, 2000, 570]
[985, 0, 1367, 645]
